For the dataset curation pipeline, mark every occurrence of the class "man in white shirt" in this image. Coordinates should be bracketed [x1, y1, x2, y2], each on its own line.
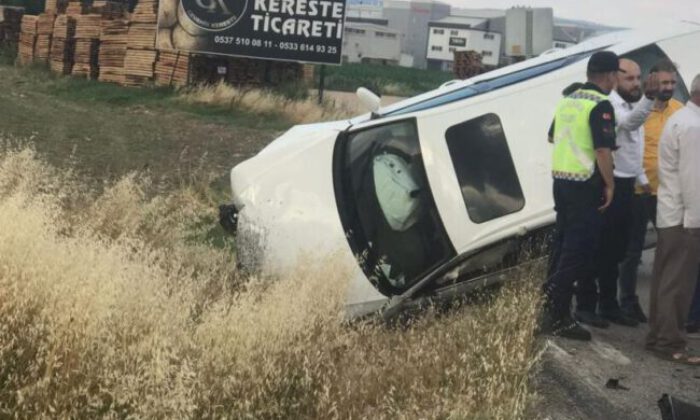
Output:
[575, 59, 659, 328]
[646, 74, 700, 366]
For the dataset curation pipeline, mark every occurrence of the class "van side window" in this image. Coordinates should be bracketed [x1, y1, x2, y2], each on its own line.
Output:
[622, 44, 690, 103]
[336, 120, 455, 295]
[445, 114, 525, 223]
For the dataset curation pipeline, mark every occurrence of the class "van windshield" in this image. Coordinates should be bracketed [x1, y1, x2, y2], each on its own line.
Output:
[384, 50, 595, 117]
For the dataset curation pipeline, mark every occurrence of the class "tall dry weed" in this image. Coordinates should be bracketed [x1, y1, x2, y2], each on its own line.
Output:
[0, 145, 543, 419]
[178, 82, 354, 124]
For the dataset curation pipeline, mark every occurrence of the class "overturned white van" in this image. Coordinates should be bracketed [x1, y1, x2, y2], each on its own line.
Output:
[220, 23, 700, 319]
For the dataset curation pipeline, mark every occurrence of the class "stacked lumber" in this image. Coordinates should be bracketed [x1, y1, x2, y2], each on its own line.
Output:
[98, 18, 127, 84]
[91, 1, 127, 19]
[45, 0, 69, 14]
[72, 14, 101, 78]
[33, 14, 55, 64]
[453, 50, 483, 80]
[123, 48, 156, 86]
[65, 0, 89, 16]
[124, 22, 157, 85]
[154, 51, 190, 87]
[130, 0, 157, 24]
[17, 15, 38, 65]
[49, 15, 76, 74]
[127, 23, 156, 50]
[72, 39, 99, 78]
[0, 6, 23, 50]
[74, 14, 100, 38]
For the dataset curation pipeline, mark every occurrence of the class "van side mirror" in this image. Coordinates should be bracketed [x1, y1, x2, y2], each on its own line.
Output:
[356, 87, 381, 118]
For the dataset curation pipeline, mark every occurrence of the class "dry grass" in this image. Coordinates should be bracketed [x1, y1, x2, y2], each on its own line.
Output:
[0, 144, 544, 419]
[178, 82, 355, 125]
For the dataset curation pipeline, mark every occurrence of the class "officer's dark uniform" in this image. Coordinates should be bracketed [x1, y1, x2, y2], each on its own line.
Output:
[543, 52, 619, 340]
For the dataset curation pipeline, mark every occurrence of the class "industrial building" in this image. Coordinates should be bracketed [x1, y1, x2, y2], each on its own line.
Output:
[504, 7, 554, 58]
[382, 0, 451, 69]
[341, 22, 403, 65]
[425, 16, 502, 70]
[342, 2, 612, 71]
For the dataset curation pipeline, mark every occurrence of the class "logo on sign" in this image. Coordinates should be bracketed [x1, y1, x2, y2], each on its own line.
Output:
[180, 0, 248, 31]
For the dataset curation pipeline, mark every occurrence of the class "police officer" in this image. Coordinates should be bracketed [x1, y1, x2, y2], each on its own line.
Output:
[542, 51, 619, 341]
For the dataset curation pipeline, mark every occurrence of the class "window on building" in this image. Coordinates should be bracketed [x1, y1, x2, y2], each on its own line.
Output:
[431, 45, 443, 51]
[484, 33, 495, 40]
[450, 30, 459, 36]
[336, 120, 455, 295]
[481, 50, 493, 57]
[445, 114, 525, 223]
[449, 37, 466, 47]
[433, 29, 444, 35]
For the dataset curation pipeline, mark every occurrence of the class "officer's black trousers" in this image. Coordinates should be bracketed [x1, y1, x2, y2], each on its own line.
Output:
[545, 179, 603, 318]
[577, 176, 636, 314]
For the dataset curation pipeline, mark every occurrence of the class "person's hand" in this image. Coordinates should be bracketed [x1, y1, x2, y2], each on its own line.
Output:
[644, 73, 660, 99]
[599, 185, 614, 211]
[640, 183, 652, 195]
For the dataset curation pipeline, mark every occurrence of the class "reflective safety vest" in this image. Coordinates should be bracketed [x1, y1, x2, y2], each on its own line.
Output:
[552, 89, 608, 181]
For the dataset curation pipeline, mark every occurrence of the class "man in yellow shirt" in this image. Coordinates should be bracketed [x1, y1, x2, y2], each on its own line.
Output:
[619, 59, 684, 322]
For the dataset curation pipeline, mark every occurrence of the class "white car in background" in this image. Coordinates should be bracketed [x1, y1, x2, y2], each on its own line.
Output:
[220, 23, 700, 320]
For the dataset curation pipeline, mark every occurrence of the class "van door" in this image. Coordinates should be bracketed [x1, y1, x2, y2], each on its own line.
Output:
[333, 118, 456, 296]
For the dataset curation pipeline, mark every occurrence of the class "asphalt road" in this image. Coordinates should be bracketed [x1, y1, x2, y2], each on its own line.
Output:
[536, 249, 700, 420]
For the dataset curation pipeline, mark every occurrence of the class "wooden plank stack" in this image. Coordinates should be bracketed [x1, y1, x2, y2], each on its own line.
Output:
[453, 50, 483, 80]
[91, 1, 127, 19]
[98, 18, 128, 84]
[124, 20, 157, 86]
[72, 14, 101, 78]
[33, 14, 55, 64]
[17, 15, 38, 65]
[45, 0, 69, 14]
[154, 51, 190, 87]
[124, 49, 156, 86]
[130, 0, 157, 24]
[66, 1, 89, 16]
[50, 15, 76, 74]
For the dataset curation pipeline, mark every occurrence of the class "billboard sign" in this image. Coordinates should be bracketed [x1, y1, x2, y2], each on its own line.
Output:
[157, 0, 347, 65]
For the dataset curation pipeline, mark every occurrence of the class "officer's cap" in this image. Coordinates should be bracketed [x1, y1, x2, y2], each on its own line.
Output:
[587, 51, 622, 73]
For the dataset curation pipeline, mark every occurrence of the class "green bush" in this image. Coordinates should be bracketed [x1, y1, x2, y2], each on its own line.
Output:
[321, 63, 453, 97]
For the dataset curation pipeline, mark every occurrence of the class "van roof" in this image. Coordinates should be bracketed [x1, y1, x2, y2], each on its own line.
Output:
[373, 22, 700, 118]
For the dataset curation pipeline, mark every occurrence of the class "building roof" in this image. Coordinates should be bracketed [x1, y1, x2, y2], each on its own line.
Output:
[430, 15, 488, 28]
[345, 22, 402, 34]
[346, 16, 390, 26]
[450, 8, 506, 19]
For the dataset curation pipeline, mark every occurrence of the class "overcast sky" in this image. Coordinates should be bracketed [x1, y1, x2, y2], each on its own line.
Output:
[445, 0, 700, 28]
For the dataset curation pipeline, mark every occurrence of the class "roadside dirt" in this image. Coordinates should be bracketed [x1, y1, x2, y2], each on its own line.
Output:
[535, 250, 700, 419]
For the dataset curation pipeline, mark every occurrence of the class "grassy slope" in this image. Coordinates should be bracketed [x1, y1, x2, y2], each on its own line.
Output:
[0, 63, 289, 189]
[322, 63, 453, 97]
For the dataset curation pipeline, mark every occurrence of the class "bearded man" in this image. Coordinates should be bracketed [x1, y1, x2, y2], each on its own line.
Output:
[575, 58, 660, 329]
[619, 59, 684, 323]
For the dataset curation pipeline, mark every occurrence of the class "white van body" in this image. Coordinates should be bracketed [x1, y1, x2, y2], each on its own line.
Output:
[226, 23, 700, 319]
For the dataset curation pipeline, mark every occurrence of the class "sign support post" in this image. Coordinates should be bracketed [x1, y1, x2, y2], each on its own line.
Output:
[318, 64, 326, 104]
